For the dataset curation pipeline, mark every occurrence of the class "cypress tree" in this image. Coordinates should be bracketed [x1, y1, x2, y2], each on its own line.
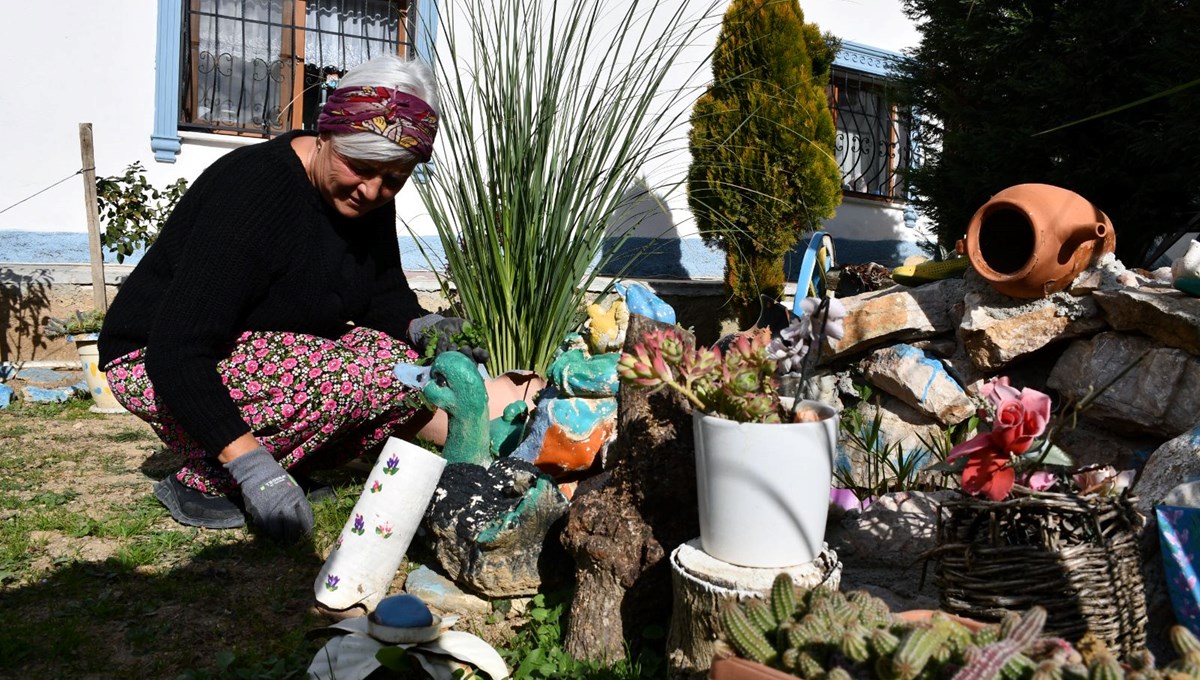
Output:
[688, 0, 842, 326]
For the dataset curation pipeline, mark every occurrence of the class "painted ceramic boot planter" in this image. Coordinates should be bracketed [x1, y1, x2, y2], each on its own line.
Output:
[957, 183, 1116, 298]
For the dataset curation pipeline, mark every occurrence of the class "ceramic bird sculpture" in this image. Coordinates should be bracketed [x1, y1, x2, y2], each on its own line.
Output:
[1171, 239, 1200, 297]
[423, 351, 493, 467]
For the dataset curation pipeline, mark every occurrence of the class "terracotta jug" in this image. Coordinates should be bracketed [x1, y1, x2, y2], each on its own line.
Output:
[957, 183, 1116, 298]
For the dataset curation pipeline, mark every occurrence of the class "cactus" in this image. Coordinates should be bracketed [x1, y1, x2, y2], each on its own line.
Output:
[1087, 651, 1123, 680]
[716, 577, 1197, 680]
[745, 598, 778, 633]
[771, 572, 798, 624]
[720, 602, 777, 665]
[1173, 627, 1200, 658]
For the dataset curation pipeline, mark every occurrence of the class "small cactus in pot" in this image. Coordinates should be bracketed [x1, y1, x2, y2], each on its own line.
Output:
[716, 573, 1200, 680]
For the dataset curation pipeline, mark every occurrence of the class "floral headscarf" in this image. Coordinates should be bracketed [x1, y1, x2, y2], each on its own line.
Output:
[317, 85, 438, 162]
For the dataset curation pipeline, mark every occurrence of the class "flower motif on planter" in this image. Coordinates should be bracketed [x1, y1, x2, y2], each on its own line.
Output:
[370, 480, 383, 494]
[325, 574, 340, 592]
[334, 535, 344, 551]
[351, 513, 366, 535]
[375, 522, 393, 539]
[383, 454, 400, 475]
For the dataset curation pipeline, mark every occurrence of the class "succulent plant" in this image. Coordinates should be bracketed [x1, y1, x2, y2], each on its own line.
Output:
[617, 327, 783, 422]
[717, 573, 1200, 680]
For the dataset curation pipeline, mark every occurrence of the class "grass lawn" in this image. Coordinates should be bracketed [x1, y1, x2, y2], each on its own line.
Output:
[0, 398, 665, 679]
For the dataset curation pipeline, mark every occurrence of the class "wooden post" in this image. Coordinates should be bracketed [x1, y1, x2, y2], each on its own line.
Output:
[79, 123, 107, 313]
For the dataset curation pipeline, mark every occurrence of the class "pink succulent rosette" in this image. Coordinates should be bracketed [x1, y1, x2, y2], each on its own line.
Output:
[947, 377, 1053, 501]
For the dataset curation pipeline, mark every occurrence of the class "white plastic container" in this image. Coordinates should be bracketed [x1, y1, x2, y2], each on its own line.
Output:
[692, 399, 837, 568]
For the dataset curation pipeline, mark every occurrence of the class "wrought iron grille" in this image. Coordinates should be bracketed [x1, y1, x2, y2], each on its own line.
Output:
[179, 0, 416, 138]
[828, 69, 914, 201]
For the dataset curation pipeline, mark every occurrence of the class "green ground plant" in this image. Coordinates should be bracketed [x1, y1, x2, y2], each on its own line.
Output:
[834, 387, 974, 502]
[688, 0, 842, 326]
[415, 0, 722, 376]
[0, 397, 670, 678]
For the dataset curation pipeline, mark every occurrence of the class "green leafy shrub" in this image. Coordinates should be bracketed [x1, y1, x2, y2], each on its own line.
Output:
[96, 161, 189, 263]
[688, 0, 842, 326]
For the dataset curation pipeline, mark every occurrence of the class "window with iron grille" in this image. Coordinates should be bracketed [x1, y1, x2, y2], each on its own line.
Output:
[827, 68, 913, 202]
[180, 0, 417, 138]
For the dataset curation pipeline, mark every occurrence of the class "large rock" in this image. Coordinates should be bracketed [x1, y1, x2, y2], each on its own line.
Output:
[828, 490, 957, 567]
[1132, 421, 1200, 518]
[420, 458, 571, 598]
[860, 343, 975, 425]
[958, 281, 1107, 371]
[1093, 287, 1200, 356]
[828, 279, 964, 359]
[1048, 332, 1200, 438]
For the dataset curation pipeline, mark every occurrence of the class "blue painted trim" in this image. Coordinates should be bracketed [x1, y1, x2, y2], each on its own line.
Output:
[413, 0, 439, 65]
[834, 39, 904, 78]
[151, 0, 183, 163]
[412, 0, 439, 183]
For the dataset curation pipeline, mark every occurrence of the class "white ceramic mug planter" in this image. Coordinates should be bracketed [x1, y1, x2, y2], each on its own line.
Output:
[692, 399, 837, 568]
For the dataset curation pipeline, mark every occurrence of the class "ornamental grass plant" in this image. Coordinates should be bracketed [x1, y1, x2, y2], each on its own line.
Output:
[412, 0, 722, 376]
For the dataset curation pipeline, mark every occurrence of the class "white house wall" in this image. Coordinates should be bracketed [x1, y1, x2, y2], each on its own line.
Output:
[0, 0, 921, 269]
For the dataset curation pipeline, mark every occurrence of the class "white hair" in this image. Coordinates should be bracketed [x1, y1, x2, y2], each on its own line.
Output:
[327, 55, 440, 165]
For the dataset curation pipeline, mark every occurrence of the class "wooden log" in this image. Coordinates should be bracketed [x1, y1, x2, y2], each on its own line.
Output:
[666, 539, 842, 680]
[561, 313, 700, 661]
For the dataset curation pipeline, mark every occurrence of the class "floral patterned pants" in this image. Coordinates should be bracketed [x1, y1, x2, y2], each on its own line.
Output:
[104, 326, 424, 495]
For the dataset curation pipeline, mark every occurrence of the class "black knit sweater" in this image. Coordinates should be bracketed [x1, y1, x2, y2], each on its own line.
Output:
[99, 131, 427, 455]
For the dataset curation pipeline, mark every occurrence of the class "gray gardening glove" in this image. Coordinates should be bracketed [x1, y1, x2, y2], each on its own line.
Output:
[408, 313, 489, 364]
[224, 446, 314, 542]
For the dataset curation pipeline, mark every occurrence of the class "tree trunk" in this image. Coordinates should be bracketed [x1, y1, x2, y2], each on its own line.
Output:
[666, 540, 842, 679]
[561, 313, 700, 661]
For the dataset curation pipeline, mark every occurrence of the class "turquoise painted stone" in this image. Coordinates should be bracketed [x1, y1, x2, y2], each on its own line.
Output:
[614, 281, 676, 324]
[371, 593, 434, 628]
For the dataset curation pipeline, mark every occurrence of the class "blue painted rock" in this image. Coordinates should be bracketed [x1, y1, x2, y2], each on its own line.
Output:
[614, 280, 676, 324]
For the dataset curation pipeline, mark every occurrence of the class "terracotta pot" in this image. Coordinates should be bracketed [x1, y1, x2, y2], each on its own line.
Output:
[709, 657, 794, 680]
[957, 183, 1116, 298]
[401, 370, 545, 447]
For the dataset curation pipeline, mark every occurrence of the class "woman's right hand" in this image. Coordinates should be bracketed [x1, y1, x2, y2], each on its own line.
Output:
[223, 445, 314, 542]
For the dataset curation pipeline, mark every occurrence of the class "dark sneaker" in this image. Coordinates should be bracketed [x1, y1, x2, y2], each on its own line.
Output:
[154, 475, 246, 529]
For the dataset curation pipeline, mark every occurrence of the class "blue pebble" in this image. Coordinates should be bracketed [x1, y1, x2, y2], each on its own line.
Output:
[371, 593, 434, 628]
[25, 386, 74, 403]
[0, 384, 12, 409]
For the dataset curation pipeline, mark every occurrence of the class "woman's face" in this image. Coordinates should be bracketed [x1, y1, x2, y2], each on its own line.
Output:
[313, 138, 414, 218]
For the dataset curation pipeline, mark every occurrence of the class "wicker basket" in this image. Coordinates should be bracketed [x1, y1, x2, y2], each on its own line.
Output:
[934, 486, 1148, 656]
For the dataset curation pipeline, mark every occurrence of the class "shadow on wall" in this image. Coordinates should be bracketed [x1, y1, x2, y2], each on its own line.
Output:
[599, 181, 689, 279]
[0, 267, 53, 364]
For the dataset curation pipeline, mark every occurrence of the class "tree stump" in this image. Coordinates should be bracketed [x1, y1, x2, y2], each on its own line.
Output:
[666, 539, 842, 679]
[560, 313, 700, 661]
